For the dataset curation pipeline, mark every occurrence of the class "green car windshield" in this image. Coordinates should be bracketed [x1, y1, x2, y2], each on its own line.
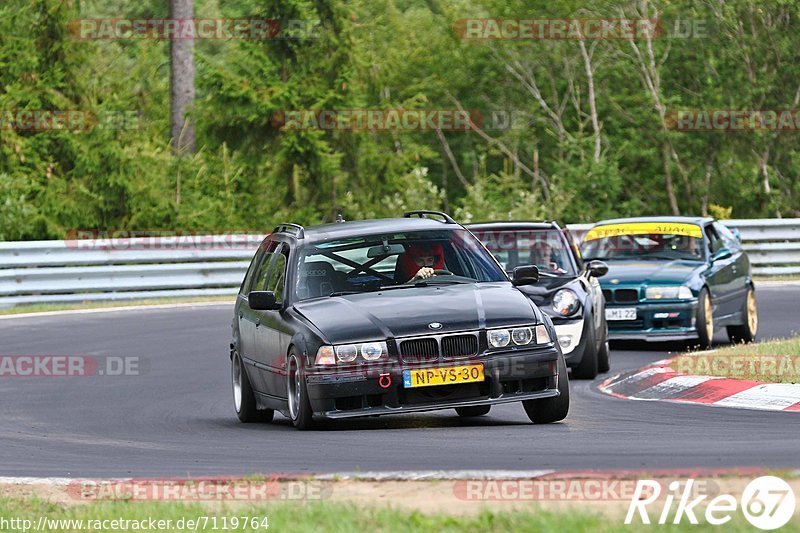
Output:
[582, 223, 704, 261]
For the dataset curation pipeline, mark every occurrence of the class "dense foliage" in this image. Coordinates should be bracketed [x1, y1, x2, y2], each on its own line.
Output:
[1, 0, 799, 240]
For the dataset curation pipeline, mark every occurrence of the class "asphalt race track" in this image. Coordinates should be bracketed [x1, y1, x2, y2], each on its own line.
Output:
[1, 285, 798, 478]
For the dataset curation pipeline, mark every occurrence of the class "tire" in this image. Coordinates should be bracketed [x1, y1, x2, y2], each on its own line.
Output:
[571, 322, 598, 380]
[232, 350, 274, 423]
[597, 320, 610, 374]
[695, 288, 714, 349]
[287, 352, 315, 430]
[727, 286, 757, 344]
[522, 355, 570, 424]
[455, 405, 491, 417]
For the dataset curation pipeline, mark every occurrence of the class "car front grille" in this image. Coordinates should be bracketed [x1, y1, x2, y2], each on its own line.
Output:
[399, 338, 439, 363]
[399, 333, 479, 363]
[441, 334, 479, 358]
[604, 288, 640, 303]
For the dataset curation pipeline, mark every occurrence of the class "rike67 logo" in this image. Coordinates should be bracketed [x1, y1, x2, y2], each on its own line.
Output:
[626, 476, 796, 530]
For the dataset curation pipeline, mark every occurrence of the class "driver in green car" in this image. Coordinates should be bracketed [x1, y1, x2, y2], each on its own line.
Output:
[397, 242, 445, 283]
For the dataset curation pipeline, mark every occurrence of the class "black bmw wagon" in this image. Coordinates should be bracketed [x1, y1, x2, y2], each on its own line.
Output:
[231, 211, 568, 429]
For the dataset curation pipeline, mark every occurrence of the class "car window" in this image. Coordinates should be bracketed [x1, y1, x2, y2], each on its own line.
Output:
[581, 222, 704, 261]
[714, 222, 740, 251]
[473, 228, 577, 276]
[264, 250, 288, 303]
[294, 229, 506, 301]
[705, 225, 723, 254]
[250, 241, 282, 294]
[241, 239, 279, 294]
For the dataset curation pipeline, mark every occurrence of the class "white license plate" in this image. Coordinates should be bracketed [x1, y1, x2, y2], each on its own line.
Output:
[606, 307, 637, 321]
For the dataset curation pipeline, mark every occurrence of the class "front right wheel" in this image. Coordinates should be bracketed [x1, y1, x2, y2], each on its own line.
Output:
[727, 286, 757, 344]
[522, 355, 570, 424]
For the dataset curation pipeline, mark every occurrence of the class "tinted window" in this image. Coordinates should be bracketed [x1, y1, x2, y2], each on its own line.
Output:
[250, 241, 282, 293]
[581, 223, 704, 261]
[294, 229, 506, 301]
[241, 239, 278, 294]
[265, 252, 288, 303]
[473, 228, 577, 276]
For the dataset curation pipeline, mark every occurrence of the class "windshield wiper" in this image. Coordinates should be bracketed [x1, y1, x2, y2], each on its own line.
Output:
[327, 290, 362, 297]
[413, 278, 472, 286]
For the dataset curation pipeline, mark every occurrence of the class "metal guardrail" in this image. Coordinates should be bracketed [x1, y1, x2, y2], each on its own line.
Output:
[0, 236, 261, 308]
[0, 219, 798, 308]
[566, 219, 800, 278]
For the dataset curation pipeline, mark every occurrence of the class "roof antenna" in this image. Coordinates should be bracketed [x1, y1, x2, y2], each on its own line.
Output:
[336, 213, 345, 223]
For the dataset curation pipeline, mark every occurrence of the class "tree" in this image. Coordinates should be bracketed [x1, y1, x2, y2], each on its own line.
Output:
[170, 0, 195, 156]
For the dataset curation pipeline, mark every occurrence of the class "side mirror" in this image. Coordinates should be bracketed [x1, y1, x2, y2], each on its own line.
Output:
[712, 248, 732, 262]
[511, 265, 539, 286]
[587, 260, 608, 278]
[248, 291, 281, 310]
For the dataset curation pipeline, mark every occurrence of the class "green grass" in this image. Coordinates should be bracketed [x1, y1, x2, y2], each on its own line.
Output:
[1, 497, 797, 533]
[0, 296, 235, 316]
[675, 337, 800, 383]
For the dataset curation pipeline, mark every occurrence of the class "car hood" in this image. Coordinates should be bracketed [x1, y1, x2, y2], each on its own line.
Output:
[600, 259, 703, 286]
[292, 283, 540, 344]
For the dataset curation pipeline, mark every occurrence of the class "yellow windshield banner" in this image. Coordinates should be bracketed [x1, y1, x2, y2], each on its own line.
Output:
[584, 222, 703, 241]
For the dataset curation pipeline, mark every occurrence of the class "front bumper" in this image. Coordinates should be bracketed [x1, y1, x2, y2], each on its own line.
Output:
[607, 300, 698, 342]
[305, 346, 561, 419]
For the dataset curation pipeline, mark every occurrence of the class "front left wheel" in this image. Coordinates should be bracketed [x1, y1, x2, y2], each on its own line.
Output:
[232, 351, 274, 423]
[287, 353, 315, 430]
[522, 355, 570, 424]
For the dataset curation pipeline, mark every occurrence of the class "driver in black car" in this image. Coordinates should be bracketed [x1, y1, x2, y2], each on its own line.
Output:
[396, 242, 445, 283]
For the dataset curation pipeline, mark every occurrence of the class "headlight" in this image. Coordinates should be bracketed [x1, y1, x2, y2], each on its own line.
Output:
[511, 327, 533, 345]
[316, 342, 389, 365]
[335, 344, 358, 363]
[553, 289, 580, 316]
[645, 285, 694, 300]
[488, 325, 549, 347]
[488, 329, 511, 348]
[361, 342, 388, 361]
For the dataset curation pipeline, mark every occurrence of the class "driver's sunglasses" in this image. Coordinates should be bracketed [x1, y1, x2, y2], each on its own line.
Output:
[413, 255, 440, 267]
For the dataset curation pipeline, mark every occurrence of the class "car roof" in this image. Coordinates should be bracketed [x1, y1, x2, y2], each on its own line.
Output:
[467, 221, 560, 231]
[288, 217, 461, 244]
[590, 216, 713, 226]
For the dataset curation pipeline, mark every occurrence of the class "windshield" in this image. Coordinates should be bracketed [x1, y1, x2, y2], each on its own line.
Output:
[294, 229, 507, 301]
[581, 222, 704, 261]
[472, 228, 577, 277]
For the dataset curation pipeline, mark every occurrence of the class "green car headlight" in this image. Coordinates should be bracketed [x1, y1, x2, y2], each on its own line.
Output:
[645, 286, 693, 300]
